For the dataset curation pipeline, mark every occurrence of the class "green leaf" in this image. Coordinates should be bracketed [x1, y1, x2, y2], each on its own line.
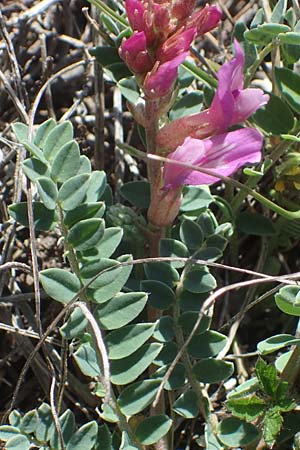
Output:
[0, 426, 20, 441]
[95, 291, 147, 329]
[34, 118, 56, 147]
[236, 212, 276, 236]
[193, 359, 234, 383]
[187, 331, 227, 359]
[227, 396, 266, 422]
[173, 390, 199, 418]
[253, 93, 294, 134]
[178, 311, 211, 336]
[275, 67, 300, 114]
[74, 340, 101, 377]
[81, 256, 133, 303]
[120, 181, 150, 209]
[154, 341, 177, 366]
[89, 45, 121, 67]
[80, 227, 123, 261]
[110, 343, 163, 385]
[21, 139, 48, 164]
[51, 140, 81, 182]
[85, 170, 107, 202]
[118, 379, 160, 416]
[218, 418, 259, 448]
[8, 411, 22, 427]
[140, 280, 175, 310]
[263, 408, 283, 447]
[36, 176, 58, 210]
[20, 410, 38, 433]
[257, 334, 300, 355]
[60, 307, 87, 339]
[279, 31, 300, 44]
[58, 174, 90, 210]
[153, 364, 185, 390]
[183, 267, 216, 293]
[77, 155, 91, 174]
[9, 202, 56, 231]
[40, 268, 81, 304]
[255, 359, 279, 397]
[104, 62, 132, 83]
[170, 92, 203, 120]
[43, 121, 73, 160]
[271, 0, 287, 23]
[94, 424, 112, 450]
[120, 431, 139, 450]
[106, 323, 155, 359]
[159, 238, 188, 268]
[118, 78, 140, 103]
[244, 23, 290, 44]
[135, 415, 172, 445]
[50, 409, 75, 450]
[67, 218, 105, 251]
[153, 316, 175, 342]
[275, 285, 300, 316]
[227, 377, 260, 400]
[22, 157, 50, 182]
[64, 202, 105, 228]
[12, 122, 29, 142]
[66, 421, 98, 450]
[35, 403, 53, 441]
[6, 434, 31, 450]
[181, 186, 213, 212]
[180, 219, 204, 249]
[144, 262, 179, 287]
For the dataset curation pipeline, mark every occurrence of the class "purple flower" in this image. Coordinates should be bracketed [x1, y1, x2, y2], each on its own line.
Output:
[163, 128, 263, 189]
[186, 4, 222, 35]
[119, 31, 153, 74]
[157, 40, 269, 152]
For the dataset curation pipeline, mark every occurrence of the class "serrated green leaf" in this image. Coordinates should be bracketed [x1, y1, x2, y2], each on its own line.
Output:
[263, 408, 283, 447]
[51, 140, 81, 182]
[255, 359, 279, 397]
[227, 396, 266, 421]
[67, 218, 105, 251]
[43, 121, 73, 160]
[58, 174, 90, 210]
[40, 268, 81, 304]
[106, 323, 155, 359]
[118, 379, 160, 416]
[95, 291, 147, 329]
[218, 418, 259, 448]
[193, 359, 234, 383]
[36, 176, 58, 210]
[135, 415, 172, 445]
[110, 343, 163, 385]
[66, 421, 98, 450]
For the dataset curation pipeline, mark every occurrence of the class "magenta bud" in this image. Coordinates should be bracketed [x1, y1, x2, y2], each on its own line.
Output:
[187, 5, 222, 35]
[119, 32, 153, 74]
[157, 27, 196, 63]
[171, 0, 197, 21]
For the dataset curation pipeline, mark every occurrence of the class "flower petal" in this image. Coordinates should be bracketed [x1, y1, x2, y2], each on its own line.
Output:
[231, 88, 270, 124]
[163, 128, 263, 189]
[125, 0, 145, 31]
[119, 32, 153, 73]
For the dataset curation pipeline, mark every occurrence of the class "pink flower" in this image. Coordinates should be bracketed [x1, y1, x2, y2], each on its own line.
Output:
[186, 4, 222, 35]
[119, 31, 153, 74]
[156, 27, 196, 63]
[163, 128, 263, 189]
[157, 40, 269, 152]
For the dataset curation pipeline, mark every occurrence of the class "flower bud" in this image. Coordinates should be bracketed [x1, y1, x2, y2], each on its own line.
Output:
[119, 32, 153, 74]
